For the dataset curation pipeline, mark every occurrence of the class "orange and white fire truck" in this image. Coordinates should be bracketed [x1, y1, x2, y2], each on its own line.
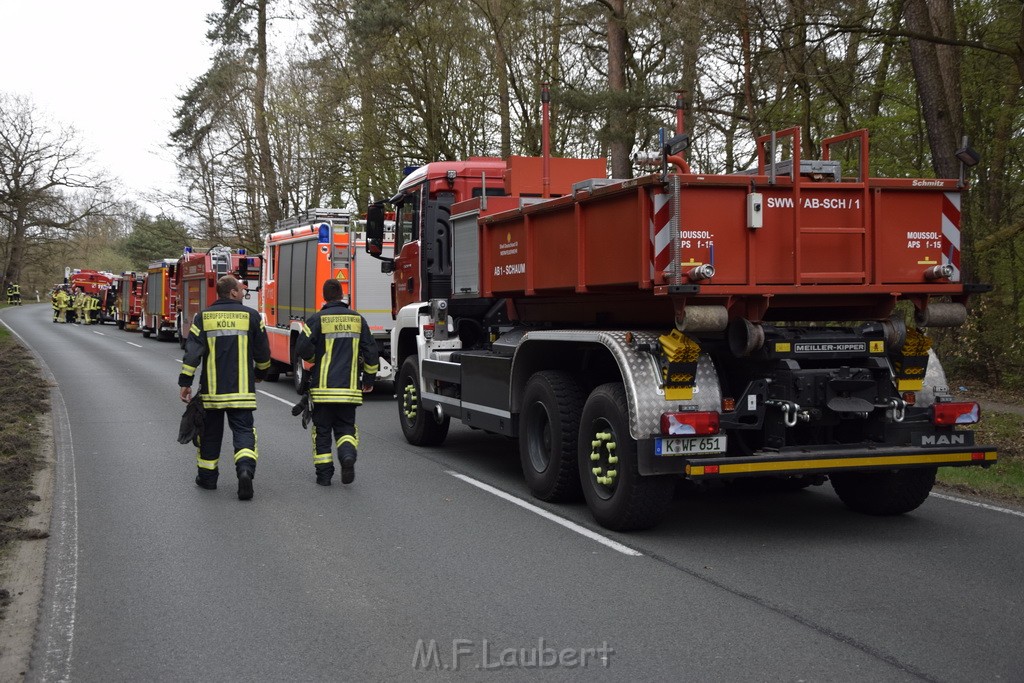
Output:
[114, 271, 145, 330]
[141, 259, 179, 340]
[175, 245, 262, 348]
[260, 208, 395, 389]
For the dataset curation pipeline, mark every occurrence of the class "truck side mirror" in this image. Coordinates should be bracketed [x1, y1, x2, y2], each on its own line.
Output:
[366, 202, 386, 256]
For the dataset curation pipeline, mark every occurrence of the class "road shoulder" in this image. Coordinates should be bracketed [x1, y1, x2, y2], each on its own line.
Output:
[0, 411, 54, 680]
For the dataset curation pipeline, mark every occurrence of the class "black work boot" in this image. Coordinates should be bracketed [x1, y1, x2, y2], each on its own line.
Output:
[236, 461, 255, 501]
[195, 470, 218, 490]
[237, 470, 253, 500]
[340, 454, 356, 485]
[315, 464, 334, 487]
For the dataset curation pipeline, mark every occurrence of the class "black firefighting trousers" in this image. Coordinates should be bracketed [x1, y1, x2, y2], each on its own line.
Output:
[310, 403, 358, 475]
[196, 408, 258, 482]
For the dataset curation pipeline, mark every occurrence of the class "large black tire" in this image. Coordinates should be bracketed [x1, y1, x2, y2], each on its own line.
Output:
[116, 320, 125, 330]
[142, 328, 152, 338]
[397, 356, 449, 446]
[578, 383, 674, 531]
[519, 371, 585, 502]
[830, 467, 936, 516]
[292, 351, 305, 394]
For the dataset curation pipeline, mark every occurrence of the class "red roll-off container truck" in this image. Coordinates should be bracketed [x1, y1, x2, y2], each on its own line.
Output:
[365, 124, 997, 531]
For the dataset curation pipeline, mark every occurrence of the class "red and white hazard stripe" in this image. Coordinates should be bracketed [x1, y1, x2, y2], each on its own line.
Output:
[941, 192, 961, 281]
[650, 188, 672, 279]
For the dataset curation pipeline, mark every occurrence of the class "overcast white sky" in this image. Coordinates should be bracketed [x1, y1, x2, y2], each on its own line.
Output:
[0, 0, 221, 208]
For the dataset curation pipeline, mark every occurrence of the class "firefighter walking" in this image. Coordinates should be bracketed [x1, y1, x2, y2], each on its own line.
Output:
[5, 282, 20, 305]
[178, 275, 271, 500]
[294, 278, 378, 486]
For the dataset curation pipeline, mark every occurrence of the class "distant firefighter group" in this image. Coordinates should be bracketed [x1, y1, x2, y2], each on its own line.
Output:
[50, 285, 114, 324]
[5, 283, 21, 305]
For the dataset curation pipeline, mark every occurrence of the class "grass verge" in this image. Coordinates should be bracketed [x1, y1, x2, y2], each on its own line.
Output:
[0, 325, 50, 618]
[937, 411, 1024, 506]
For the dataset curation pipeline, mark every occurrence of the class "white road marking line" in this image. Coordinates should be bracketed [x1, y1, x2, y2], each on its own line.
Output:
[931, 492, 1024, 518]
[126, 342, 143, 348]
[258, 389, 294, 406]
[92, 331, 104, 336]
[447, 471, 643, 557]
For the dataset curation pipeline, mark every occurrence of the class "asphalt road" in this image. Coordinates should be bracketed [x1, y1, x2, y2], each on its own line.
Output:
[3, 303, 1023, 682]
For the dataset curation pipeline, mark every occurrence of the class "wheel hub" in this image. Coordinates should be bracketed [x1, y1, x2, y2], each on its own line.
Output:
[403, 383, 418, 420]
[588, 425, 619, 493]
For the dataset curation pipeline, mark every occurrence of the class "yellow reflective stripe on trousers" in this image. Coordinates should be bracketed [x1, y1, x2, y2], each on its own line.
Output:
[234, 449, 257, 463]
[197, 457, 218, 470]
[337, 434, 359, 449]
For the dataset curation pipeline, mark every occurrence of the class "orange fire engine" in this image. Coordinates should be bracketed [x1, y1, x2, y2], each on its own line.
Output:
[260, 208, 395, 390]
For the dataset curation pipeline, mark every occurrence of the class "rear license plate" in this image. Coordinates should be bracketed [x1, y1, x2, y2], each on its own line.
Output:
[655, 436, 727, 456]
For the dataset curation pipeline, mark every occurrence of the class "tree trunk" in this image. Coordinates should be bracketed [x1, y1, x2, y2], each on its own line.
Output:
[254, 0, 282, 228]
[486, 0, 512, 159]
[606, 0, 631, 179]
[903, 0, 962, 179]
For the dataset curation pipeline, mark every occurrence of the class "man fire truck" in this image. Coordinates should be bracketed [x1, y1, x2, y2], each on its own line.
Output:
[364, 113, 997, 530]
[141, 259, 179, 341]
[260, 208, 394, 390]
[176, 245, 261, 349]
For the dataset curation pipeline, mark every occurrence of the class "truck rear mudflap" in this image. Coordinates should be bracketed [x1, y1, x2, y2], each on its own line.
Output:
[637, 442, 997, 479]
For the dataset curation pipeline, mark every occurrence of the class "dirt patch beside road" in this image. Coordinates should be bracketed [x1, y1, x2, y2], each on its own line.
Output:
[0, 325, 53, 678]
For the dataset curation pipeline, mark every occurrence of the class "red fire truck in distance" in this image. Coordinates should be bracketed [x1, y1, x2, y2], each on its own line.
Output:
[141, 259, 179, 340]
[114, 271, 145, 330]
[175, 245, 262, 348]
[69, 269, 116, 324]
[260, 208, 395, 390]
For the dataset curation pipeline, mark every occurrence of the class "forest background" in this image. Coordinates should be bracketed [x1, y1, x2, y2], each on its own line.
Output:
[1, 0, 1022, 389]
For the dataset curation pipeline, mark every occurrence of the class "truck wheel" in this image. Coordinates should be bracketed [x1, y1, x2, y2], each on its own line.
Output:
[578, 383, 674, 531]
[292, 353, 305, 394]
[398, 356, 449, 446]
[830, 467, 936, 515]
[142, 329, 152, 338]
[519, 371, 584, 502]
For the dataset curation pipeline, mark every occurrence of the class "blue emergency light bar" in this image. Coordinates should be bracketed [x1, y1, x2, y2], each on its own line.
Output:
[318, 223, 330, 243]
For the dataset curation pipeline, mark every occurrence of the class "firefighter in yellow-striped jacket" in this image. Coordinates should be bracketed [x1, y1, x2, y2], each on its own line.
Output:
[295, 278, 379, 486]
[178, 275, 271, 500]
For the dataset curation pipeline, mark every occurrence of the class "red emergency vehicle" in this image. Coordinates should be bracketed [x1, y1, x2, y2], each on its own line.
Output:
[69, 269, 116, 324]
[141, 259, 179, 340]
[260, 208, 395, 390]
[114, 271, 145, 330]
[176, 245, 262, 348]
